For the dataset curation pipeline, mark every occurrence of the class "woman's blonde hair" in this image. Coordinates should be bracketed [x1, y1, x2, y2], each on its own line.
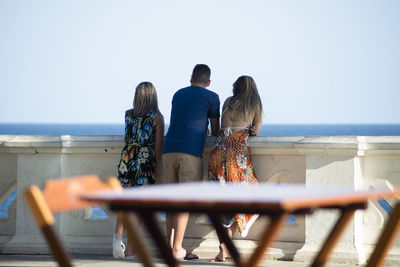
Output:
[228, 75, 263, 121]
[131, 82, 160, 118]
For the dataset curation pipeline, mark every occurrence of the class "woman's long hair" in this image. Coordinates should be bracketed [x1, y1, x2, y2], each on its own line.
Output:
[227, 76, 263, 122]
[131, 82, 160, 118]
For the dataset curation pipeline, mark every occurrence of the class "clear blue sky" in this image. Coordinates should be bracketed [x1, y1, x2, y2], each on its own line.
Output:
[1, 0, 399, 124]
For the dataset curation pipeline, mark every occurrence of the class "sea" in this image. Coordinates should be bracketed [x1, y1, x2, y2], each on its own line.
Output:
[1, 123, 399, 219]
[1, 123, 400, 136]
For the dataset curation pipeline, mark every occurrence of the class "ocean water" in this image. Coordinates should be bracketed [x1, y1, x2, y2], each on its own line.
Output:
[0, 123, 125, 136]
[1, 123, 400, 136]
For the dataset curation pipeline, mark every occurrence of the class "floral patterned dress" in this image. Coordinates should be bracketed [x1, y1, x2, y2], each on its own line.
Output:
[117, 110, 158, 188]
[208, 128, 259, 238]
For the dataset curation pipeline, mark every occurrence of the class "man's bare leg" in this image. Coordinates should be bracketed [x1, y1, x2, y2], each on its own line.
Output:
[166, 212, 175, 249]
[172, 212, 189, 258]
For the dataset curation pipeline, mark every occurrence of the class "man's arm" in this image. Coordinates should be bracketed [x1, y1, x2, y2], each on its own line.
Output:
[210, 118, 220, 136]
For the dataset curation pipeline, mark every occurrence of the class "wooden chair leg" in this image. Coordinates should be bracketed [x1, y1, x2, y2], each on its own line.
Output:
[366, 202, 400, 267]
[25, 186, 72, 267]
[41, 225, 73, 267]
[311, 207, 357, 267]
[246, 212, 288, 267]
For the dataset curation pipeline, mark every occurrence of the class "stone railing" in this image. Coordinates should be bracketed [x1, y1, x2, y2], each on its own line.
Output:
[1, 135, 400, 265]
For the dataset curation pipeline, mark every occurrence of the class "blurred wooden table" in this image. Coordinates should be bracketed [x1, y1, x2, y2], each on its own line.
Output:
[83, 182, 400, 267]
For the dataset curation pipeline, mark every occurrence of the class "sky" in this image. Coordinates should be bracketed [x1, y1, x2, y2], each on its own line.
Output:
[0, 0, 399, 125]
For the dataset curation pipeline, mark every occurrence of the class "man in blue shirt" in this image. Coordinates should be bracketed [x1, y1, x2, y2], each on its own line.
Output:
[163, 64, 220, 260]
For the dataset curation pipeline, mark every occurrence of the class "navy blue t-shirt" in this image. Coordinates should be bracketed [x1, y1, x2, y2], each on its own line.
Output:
[163, 86, 220, 157]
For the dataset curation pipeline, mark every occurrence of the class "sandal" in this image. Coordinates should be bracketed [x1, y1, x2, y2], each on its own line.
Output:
[183, 252, 199, 260]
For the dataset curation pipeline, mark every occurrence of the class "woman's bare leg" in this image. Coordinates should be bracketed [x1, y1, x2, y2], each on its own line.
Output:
[115, 215, 142, 257]
[116, 219, 124, 236]
[216, 222, 238, 261]
[113, 218, 126, 258]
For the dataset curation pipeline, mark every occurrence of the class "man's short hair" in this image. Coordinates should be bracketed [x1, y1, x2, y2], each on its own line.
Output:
[191, 64, 211, 84]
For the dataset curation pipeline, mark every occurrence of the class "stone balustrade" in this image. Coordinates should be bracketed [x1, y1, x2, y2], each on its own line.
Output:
[1, 135, 400, 265]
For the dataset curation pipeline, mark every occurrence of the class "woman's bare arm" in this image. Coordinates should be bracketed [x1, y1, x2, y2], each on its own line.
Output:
[154, 112, 165, 180]
[250, 113, 262, 136]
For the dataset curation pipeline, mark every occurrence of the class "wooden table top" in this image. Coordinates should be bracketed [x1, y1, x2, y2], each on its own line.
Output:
[82, 182, 400, 213]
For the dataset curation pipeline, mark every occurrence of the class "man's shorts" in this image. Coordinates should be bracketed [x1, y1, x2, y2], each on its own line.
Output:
[162, 152, 203, 184]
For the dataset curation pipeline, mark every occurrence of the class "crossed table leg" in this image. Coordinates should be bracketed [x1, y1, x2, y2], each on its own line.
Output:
[125, 200, 400, 267]
[131, 205, 365, 267]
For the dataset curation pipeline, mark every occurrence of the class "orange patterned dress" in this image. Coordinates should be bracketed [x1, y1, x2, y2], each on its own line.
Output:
[208, 128, 258, 238]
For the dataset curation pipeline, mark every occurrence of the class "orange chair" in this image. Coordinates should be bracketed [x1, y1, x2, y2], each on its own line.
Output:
[24, 175, 154, 267]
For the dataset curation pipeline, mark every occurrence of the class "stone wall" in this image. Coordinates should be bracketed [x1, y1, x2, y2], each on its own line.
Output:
[1, 135, 400, 264]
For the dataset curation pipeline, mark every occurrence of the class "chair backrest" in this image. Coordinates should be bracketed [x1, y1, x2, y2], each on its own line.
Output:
[25, 175, 121, 267]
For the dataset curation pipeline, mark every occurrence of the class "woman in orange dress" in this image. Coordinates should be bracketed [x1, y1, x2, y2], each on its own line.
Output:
[208, 75, 262, 262]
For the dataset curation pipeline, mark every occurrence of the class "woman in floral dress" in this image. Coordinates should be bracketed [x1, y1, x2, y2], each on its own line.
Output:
[208, 75, 262, 262]
[113, 81, 164, 259]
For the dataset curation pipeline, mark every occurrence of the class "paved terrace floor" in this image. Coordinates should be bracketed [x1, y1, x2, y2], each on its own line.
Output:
[0, 254, 370, 267]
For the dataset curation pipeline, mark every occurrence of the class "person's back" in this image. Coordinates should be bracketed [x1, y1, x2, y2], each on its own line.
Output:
[125, 110, 157, 144]
[164, 85, 219, 156]
[120, 110, 158, 186]
[221, 96, 258, 130]
[220, 76, 262, 136]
